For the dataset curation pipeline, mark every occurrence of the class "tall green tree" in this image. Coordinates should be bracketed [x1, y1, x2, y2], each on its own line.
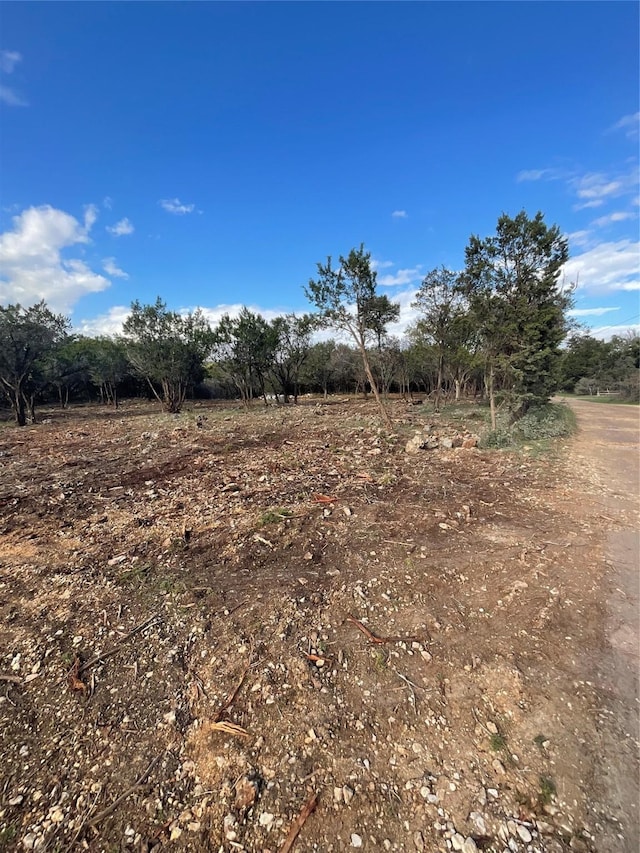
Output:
[305, 244, 399, 427]
[122, 298, 213, 413]
[412, 266, 469, 410]
[460, 211, 572, 427]
[212, 308, 277, 407]
[302, 340, 338, 398]
[0, 301, 69, 425]
[270, 313, 316, 403]
[86, 336, 131, 407]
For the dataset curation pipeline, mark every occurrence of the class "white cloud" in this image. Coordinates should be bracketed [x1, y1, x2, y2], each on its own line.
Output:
[103, 196, 113, 210]
[571, 167, 639, 210]
[568, 307, 620, 318]
[84, 204, 99, 230]
[591, 211, 635, 228]
[106, 217, 134, 236]
[0, 50, 21, 74]
[516, 168, 563, 182]
[378, 267, 422, 287]
[102, 257, 129, 279]
[371, 259, 394, 270]
[75, 305, 131, 337]
[516, 163, 639, 211]
[562, 239, 640, 293]
[0, 205, 110, 312]
[75, 301, 286, 338]
[614, 280, 640, 292]
[391, 210, 408, 219]
[567, 230, 592, 248]
[0, 50, 28, 107]
[0, 84, 28, 107]
[588, 322, 640, 341]
[607, 112, 640, 141]
[159, 198, 196, 215]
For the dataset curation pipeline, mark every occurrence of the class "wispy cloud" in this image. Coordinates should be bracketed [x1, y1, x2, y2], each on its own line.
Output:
[0, 85, 28, 107]
[571, 171, 634, 210]
[562, 239, 640, 293]
[391, 210, 408, 219]
[567, 230, 592, 248]
[0, 205, 109, 312]
[102, 257, 129, 279]
[591, 210, 635, 228]
[103, 196, 113, 210]
[378, 267, 422, 287]
[84, 204, 99, 231]
[159, 198, 196, 215]
[516, 167, 567, 183]
[516, 162, 639, 212]
[0, 50, 28, 107]
[106, 217, 134, 236]
[371, 259, 394, 271]
[606, 112, 640, 141]
[568, 307, 620, 318]
[589, 322, 640, 341]
[0, 50, 21, 73]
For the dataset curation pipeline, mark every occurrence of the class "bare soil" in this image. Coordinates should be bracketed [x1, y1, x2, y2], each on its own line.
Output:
[0, 396, 637, 853]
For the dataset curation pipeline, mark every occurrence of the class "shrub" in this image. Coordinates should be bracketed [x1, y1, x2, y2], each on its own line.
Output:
[512, 403, 577, 440]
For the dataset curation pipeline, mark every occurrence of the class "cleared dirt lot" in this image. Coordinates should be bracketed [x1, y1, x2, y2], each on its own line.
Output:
[0, 397, 637, 852]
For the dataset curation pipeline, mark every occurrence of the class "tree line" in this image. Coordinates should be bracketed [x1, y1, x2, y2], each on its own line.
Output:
[1, 211, 637, 427]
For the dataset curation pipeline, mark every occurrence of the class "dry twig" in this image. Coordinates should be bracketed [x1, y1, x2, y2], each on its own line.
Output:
[78, 613, 160, 675]
[279, 792, 319, 853]
[88, 753, 163, 828]
[214, 648, 253, 722]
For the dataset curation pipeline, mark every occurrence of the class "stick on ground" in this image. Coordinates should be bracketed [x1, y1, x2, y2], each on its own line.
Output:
[78, 613, 160, 675]
[88, 753, 164, 828]
[279, 792, 319, 853]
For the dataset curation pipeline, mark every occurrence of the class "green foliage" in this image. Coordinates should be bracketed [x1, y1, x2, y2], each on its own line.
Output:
[412, 266, 473, 408]
[270, 313, 316, 402]
[123, 298, 213, 413]
[305, 244, 399, 426]
[259, 508, 292, 525]
[489, 732, 507, 751]
[0, 301, 70, 425]
[480, 427, 514, 449]
[538, 776, 557, 806]
[511, 403, 577, 440]
[480, 403, 576, 448]
[461, 211, 573, 422]
[212, 308, 277, 406]
[561, 332, 639, 400]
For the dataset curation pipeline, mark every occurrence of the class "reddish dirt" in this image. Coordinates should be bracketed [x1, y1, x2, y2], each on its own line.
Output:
[0, 396, 637, 852]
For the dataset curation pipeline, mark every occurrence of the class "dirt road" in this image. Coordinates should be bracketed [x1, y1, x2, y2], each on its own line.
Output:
[564, 399, 639, 852]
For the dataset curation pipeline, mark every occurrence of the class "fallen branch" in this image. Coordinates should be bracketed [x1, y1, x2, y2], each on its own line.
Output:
[346, 614, 429, 647]
[78, 613, 160, 675]
[214, 650, 253, 722]
[346, 614, 389, 645]
[209, 720, 249, 739]
[88, 753, 163, 828]
[0, 674, 22, 684]
[279, 792, 319, 853]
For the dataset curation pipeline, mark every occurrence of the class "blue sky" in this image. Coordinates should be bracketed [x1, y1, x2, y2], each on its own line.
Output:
[0, 1, 638, 340]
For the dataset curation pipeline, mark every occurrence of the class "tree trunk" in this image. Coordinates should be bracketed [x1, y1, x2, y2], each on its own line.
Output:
[435, 353, 444, 411]
[357, 341, 393, 430]
[488, 364, 497, 431]
[24, 392, 36, 424]
[11, 387, 26, 426]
